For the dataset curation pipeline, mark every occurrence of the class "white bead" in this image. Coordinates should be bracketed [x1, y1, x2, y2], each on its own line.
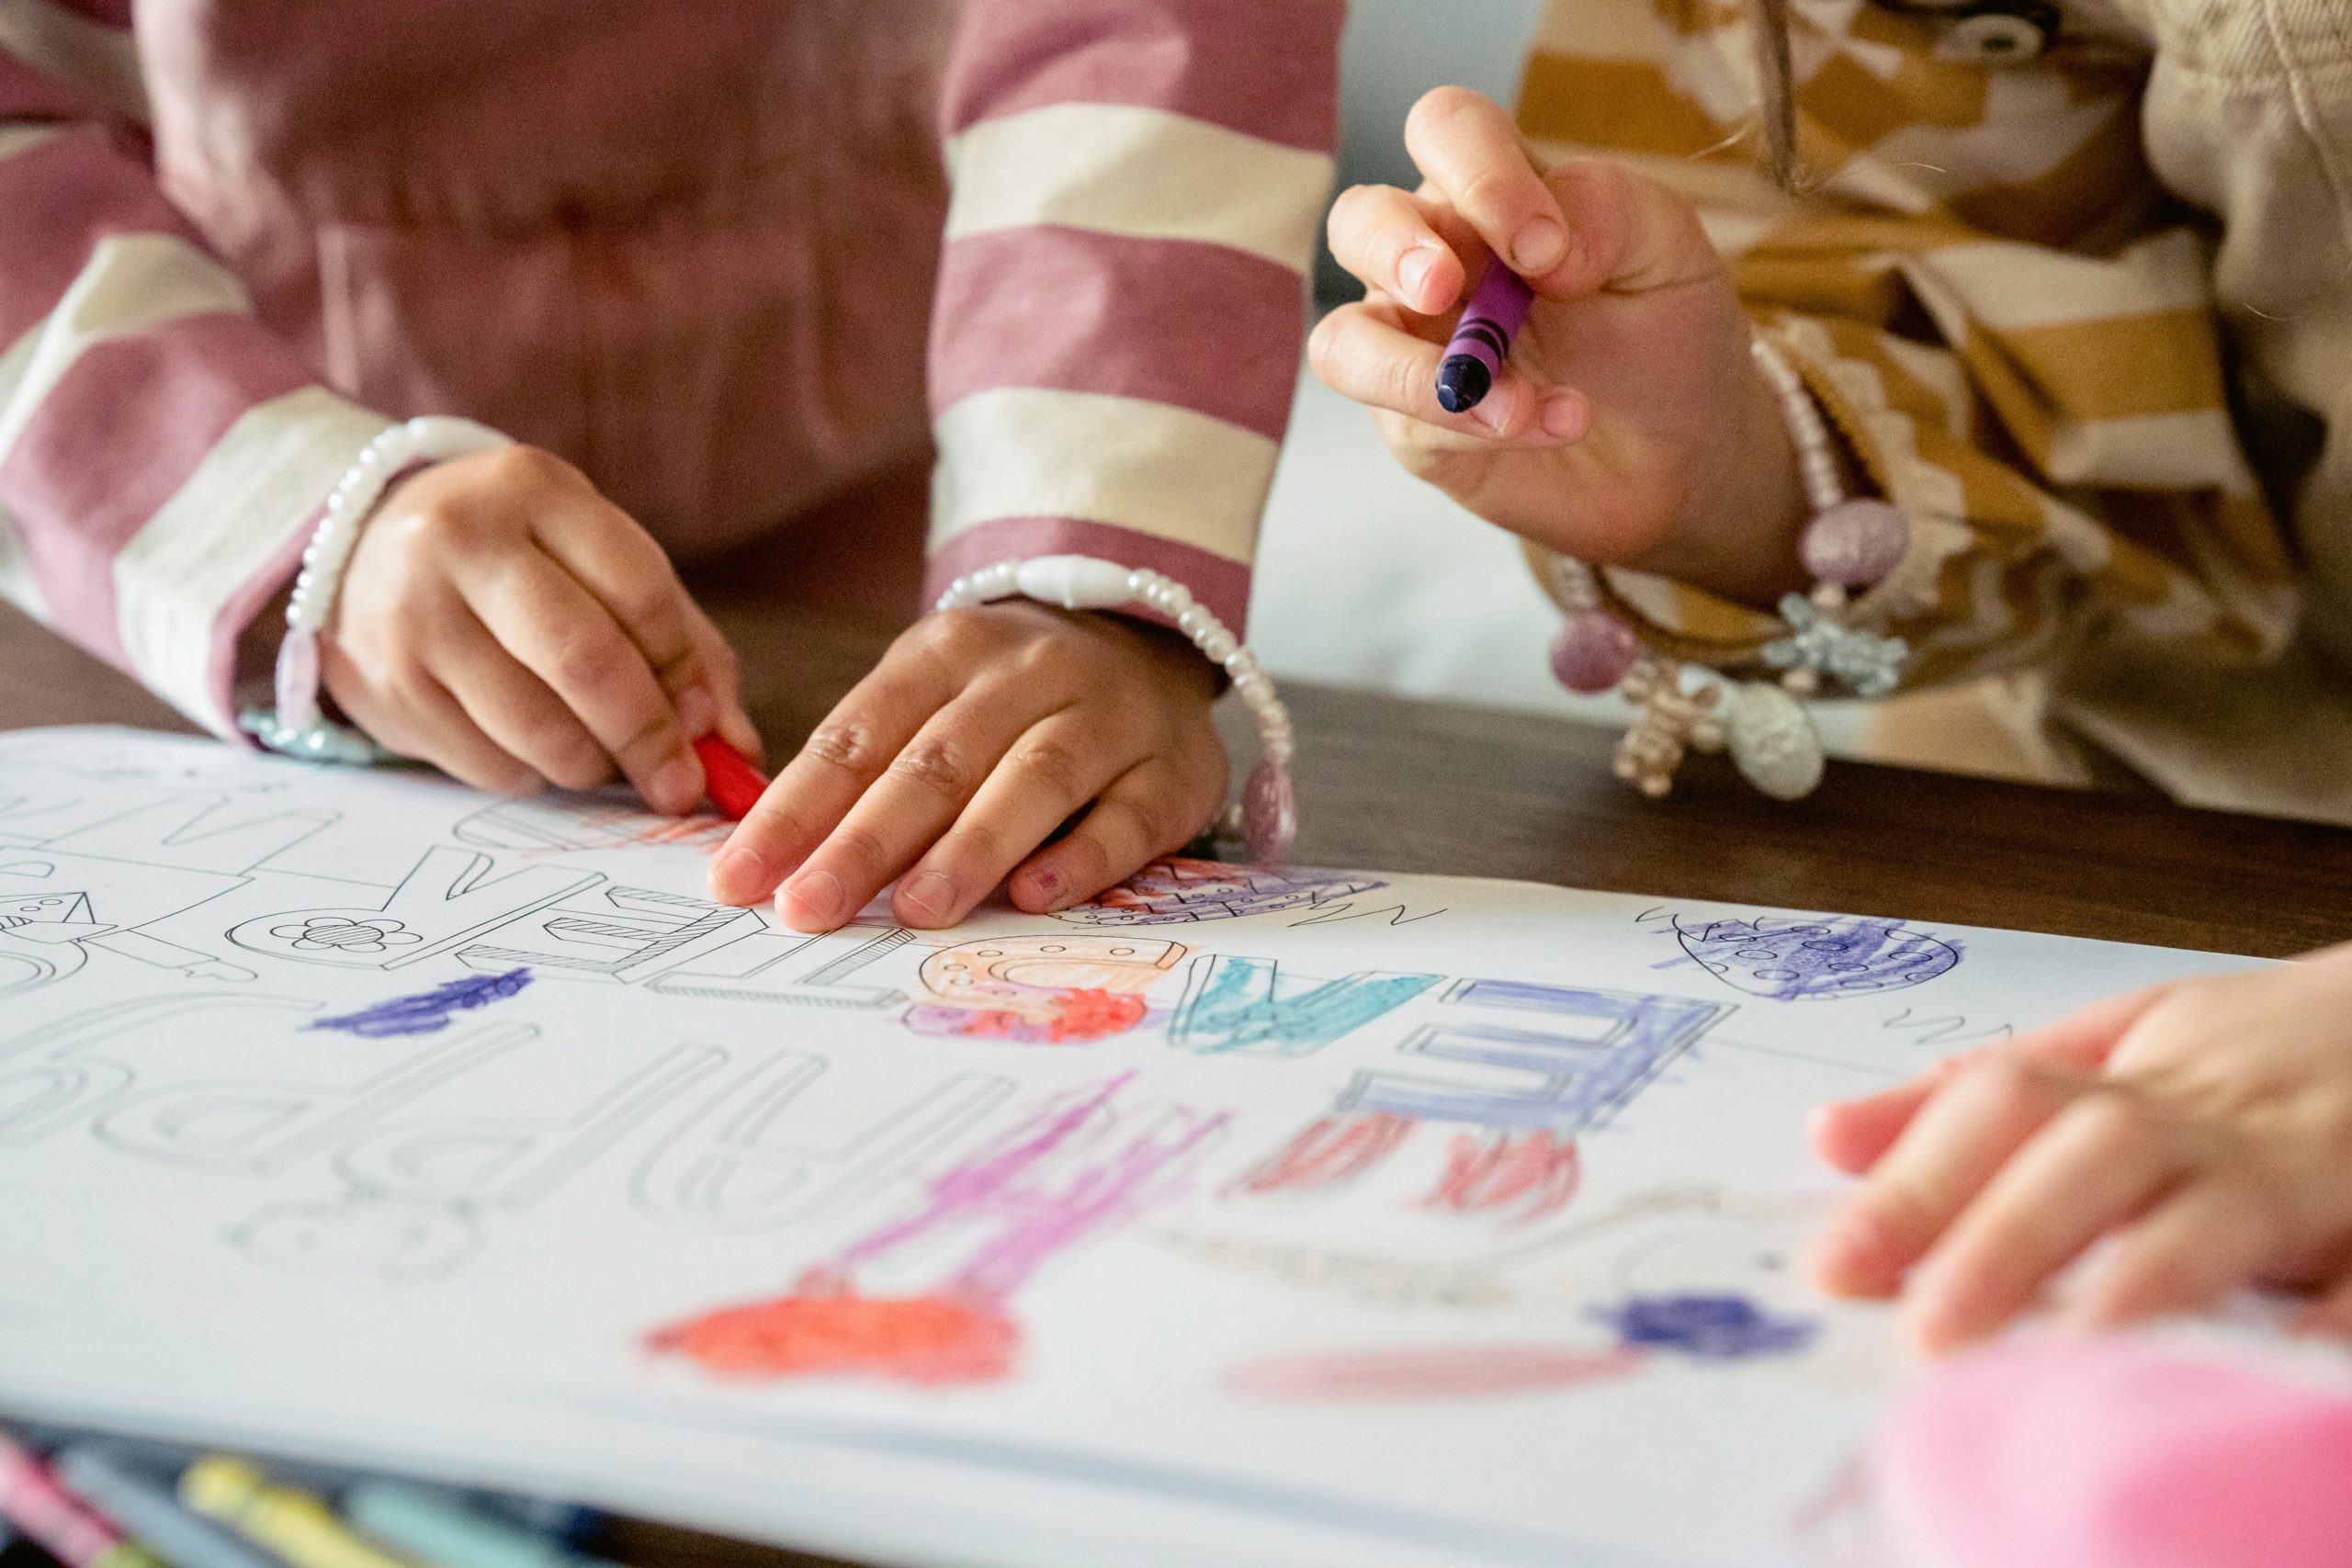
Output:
[1199, 628, 1238, 662]
[1013, 555, 1136, 610]
[1177, 605, 1212, 637]
[1725, 682, 1826, 801]
[1225, 649, 1260, 681]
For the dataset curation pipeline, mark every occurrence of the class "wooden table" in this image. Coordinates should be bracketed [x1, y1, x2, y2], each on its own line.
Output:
[7, 580, 2352, 1568]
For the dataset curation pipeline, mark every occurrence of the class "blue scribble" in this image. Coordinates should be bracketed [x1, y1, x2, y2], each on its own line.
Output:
[1169, 955, 1439, 1057]
[1598, 1292, 1818, 1360]
[1675, 915, 1960, 1002]
[309, 968, 532, 1038]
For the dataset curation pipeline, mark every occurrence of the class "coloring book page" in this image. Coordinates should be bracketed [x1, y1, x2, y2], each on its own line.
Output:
[0, 726, 2260, 1568]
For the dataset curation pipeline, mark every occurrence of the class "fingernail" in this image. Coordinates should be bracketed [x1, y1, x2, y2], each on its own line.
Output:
[1023, 863, 1066, 911]
[1470, 390, 1515, 436]
[780, 867, 844, 929]
[1541, 393, 1586, 440]
[677, 684, 717, 738]
[1512, 217, 1567, 275]
[899, 869, 956, 926]
[1396, 245, 1438, 307]
[709, 845, 771, 904]
[650, 755, 701, 815]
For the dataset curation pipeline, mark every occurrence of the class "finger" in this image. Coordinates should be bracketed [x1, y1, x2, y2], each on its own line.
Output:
[1806, 1054, 2085, 1300]
[1536, 156, 1718, 299]
[786, 683, 1098, 934]
[1326, 183, 1482, 316]
[889, 705, 1160, 929]
[1308, 300, 1588, 445]
[2073, 1181, 2281, 1332]
[1808, 988, 2174, 1177]
[462, 549, 704, 815]
[1401, 86, 1573, 286]
[424, 609, 614, 792]
[2296, 1273, 2352, 1344]
[325, 657, 544, 797]
[1010, 751, 1225, 916]
[1809, 1064, 1967, 1177]
[686, 610, 763, 763]
[1902, 1091, 2183, 1354]
[710, 613, 989, 913]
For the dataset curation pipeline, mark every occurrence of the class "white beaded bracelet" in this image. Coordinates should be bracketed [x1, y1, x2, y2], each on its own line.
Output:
[933, 555, 1297, 864]
[1542, 334, 1911, 802]
[244, 416, 512, 762]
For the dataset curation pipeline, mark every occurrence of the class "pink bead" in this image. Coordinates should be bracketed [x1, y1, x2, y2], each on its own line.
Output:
[1241, 759, 1296, 866]
[1547, 609, 1640, 694]
[276, 626, 320, 723]
[1800, 498, 1909, 587]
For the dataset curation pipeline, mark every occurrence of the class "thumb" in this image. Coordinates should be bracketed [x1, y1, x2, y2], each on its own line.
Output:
[1538, 156, 1721, 300]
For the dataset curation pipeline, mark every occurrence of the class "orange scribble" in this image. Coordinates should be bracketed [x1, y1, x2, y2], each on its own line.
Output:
[908, 987, 1147, 1044]
[649, 1283, 1019, 1385]
[1228, 1344, 1645, 1402]
[1420, 1130, 1581, 1224]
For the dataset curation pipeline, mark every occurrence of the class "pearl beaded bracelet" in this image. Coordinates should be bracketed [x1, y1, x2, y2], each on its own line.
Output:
[241, 416, 513, 762]
[933, 556, 1297, 864]
[1544, 334, 1912, 801]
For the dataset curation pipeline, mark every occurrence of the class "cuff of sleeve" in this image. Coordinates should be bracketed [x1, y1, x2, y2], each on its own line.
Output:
[924, 517, 1253, 640]
[130, 388, 395, 742]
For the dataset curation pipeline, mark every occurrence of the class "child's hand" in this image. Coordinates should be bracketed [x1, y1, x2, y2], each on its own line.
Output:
[322, 446, 759, 815]
[1805, 942, 2352, 1353]
[707, 603, 1227, 932]
[1311, 87, 1809, 605]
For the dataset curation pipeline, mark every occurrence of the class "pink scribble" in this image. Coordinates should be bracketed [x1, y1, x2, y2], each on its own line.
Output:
[1226, 1111, 1416, 1198]
[1228, 1345, 1645, 1403]
[650, 1074, 1227, 1384]
[1420, 1130, 1581, 1225]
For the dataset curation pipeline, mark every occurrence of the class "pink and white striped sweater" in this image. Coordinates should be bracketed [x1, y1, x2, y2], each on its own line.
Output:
[0, 0, 1342, 739]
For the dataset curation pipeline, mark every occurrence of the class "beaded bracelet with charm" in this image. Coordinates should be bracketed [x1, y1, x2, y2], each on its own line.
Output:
[1544, 335, 1912, 801]
[933, 556, 1298, 865]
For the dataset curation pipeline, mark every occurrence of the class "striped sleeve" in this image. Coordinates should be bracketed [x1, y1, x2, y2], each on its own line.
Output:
[0, 4, 391, 740]
[924, 0, 1344, 636]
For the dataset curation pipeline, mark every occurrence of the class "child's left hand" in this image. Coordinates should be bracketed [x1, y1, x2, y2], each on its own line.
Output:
[1806, 942, 2352, 1354]
[706, 603, 1227, 932]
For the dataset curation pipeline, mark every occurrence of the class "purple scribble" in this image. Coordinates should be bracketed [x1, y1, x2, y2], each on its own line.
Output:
[1675, 915, 1960, 1002]
[1598, 1292, 1818, 1360]
[1053, 857, 1389, 927]
[308, 967, 532, 1038]
[830, 1072, 1227, 1301]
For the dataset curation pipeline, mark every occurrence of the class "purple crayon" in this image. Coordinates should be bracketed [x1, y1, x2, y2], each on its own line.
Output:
[1434, 260, 1535, 414]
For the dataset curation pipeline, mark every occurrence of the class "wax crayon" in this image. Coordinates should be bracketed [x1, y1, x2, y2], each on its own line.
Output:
[691, 734, 767, 821]
[55, 1450, 279, 1568]
[0, 1434, 163, 1568]
[343, 1482, 612, 1568]
[1433, 260, 1534, 414]
[180, 1459, 411, 1568]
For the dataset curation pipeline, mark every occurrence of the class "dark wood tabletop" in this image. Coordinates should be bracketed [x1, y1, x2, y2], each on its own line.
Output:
[7, 553, 2352, 1568]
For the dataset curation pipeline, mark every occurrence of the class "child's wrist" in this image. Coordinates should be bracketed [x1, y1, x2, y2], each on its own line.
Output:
[1630, 352, 1815, 608]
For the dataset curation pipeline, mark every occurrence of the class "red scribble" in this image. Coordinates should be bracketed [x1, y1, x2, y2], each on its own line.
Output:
[650, 1280, 1017, 1385]
[1420, 1130, 1580, 1224]
[1227, 1111, 1415, 1197]
[907, 987, 1148, 1044]
[1228, 1345, 1645, 1402]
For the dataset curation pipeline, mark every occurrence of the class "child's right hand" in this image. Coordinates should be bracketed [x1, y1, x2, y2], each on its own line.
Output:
[322, 445, 759, 815]
[1312, 87, 1810, 607]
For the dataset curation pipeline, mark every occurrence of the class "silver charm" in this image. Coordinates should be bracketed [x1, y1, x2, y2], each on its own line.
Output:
[1762, 592, 1909, 699]
[1725, 682, 1826, 802]
[239, 707, 402, 767]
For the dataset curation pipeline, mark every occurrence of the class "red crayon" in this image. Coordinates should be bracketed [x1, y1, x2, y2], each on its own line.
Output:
[693, 733, 769, 821]
[0, 1433, 162, 1568]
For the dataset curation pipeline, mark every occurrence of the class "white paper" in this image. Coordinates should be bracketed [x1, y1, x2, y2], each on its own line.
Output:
[0, 726, 2259, 1568]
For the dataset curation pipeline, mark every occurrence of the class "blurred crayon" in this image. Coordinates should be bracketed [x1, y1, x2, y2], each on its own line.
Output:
[0, 1434, 163, 1568]
[180, 1460, 410, 1568]
[691, 734, 767, 821]
[344, 1483, 611, 1568]
[56, 1449, 279, 1568]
